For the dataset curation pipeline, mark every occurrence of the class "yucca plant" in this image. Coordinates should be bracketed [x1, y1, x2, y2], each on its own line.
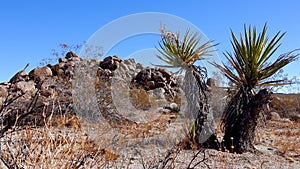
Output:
[212, 24, 299, 153]
[156, 29, 215, 73]
[156, 27, 218, 148]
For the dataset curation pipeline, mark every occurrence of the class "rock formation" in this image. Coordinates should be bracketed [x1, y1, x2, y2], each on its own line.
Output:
[0, 52, 183, 135]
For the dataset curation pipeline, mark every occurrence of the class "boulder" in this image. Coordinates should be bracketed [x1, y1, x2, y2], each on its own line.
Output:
[51, 62, 66, 76]
[100, 56, 122, 71]
[0, 85, 8, 98]
[158, 68, 172, 81]
[59, 57, 68, 63]
[155, 82, 165, 88]
[269, 112, 281, 121]
[118, 62, 129, 72]
[157, 107, 171, 114]
[133, 67, 177, 92]
[145, 81, 156, 90]
[164, 102, 180, 113]
[29, 66, 53, 81]
[123, 58, 135, 65]
[15, 81, 35, 93]
[153, 88, 165, 100]
[96, 67, 114, 80]
[169, 102, 180, 112]
[66, 61, 76, 67]
[152, 71, 165, 83]
[135, 69, 152, 83]
[136, 63, 145, 70]
[38, 78, 56, 90]
[65, 51, 79, 59]
[70, 57, 81, 61]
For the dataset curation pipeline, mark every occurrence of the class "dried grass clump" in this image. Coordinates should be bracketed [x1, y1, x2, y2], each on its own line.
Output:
[255, 120, 300, 161]
[0, 116, 122, 168]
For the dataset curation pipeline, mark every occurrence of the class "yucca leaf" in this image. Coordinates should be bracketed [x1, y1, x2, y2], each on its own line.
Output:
[155, 29, 217, 72]
[212, 24, 299, 90]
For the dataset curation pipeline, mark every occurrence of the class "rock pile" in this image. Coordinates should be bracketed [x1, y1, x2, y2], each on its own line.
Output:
[0, 52, 81, 129]
[99, 55, 122, 71]
[0, 52, 183, 132]
[133, 67, 177, 91]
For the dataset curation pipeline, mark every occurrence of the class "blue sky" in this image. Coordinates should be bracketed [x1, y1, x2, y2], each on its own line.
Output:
[1, 1, 299, 86]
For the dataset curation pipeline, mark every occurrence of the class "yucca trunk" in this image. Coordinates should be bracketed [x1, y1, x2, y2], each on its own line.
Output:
[222, 87, 272, 153]
[184, 65, 218, 149]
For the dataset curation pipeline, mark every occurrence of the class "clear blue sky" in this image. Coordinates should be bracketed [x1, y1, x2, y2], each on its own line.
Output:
[1, 0, 299, 84]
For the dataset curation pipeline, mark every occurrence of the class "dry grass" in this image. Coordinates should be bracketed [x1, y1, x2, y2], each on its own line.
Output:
[1, 112, 300, 168]
[0, 115, 122, 168]
[0, 114, 208, 169]
[256, 120, 300, 160]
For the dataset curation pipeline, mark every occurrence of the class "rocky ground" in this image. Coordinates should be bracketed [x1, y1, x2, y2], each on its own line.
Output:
[0, 115, 299, 168]
[0, 52, 299, 168]
[100, 119, 299, 169]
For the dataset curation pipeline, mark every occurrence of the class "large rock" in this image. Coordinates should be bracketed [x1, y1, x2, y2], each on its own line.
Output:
[135, 69, 152, 83]
[136, 63, 145, 70]
[59, 57, 68, 63]
[268, 111, 281, 121]
[15, 81, 35, 93]
[152, 71, 165, 83]
[133, 67, 176, 91]
[152, 88, 165, 100]
[29, 66, 53, 81]
[158, 68, 172, 81]
[123, 58, 135, 66]
[65, 51, 79, 60]
[0, 85, 8, 98]
[51, 62, 66, 76]
[145, 81, 156, 90]
[0, 85, 9, 109]
[158, 103, 180, 114]
[100, 56, 122, 71]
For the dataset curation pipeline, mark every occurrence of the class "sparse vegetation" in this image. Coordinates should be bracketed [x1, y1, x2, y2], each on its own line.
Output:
[0, 24, 299, 168]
